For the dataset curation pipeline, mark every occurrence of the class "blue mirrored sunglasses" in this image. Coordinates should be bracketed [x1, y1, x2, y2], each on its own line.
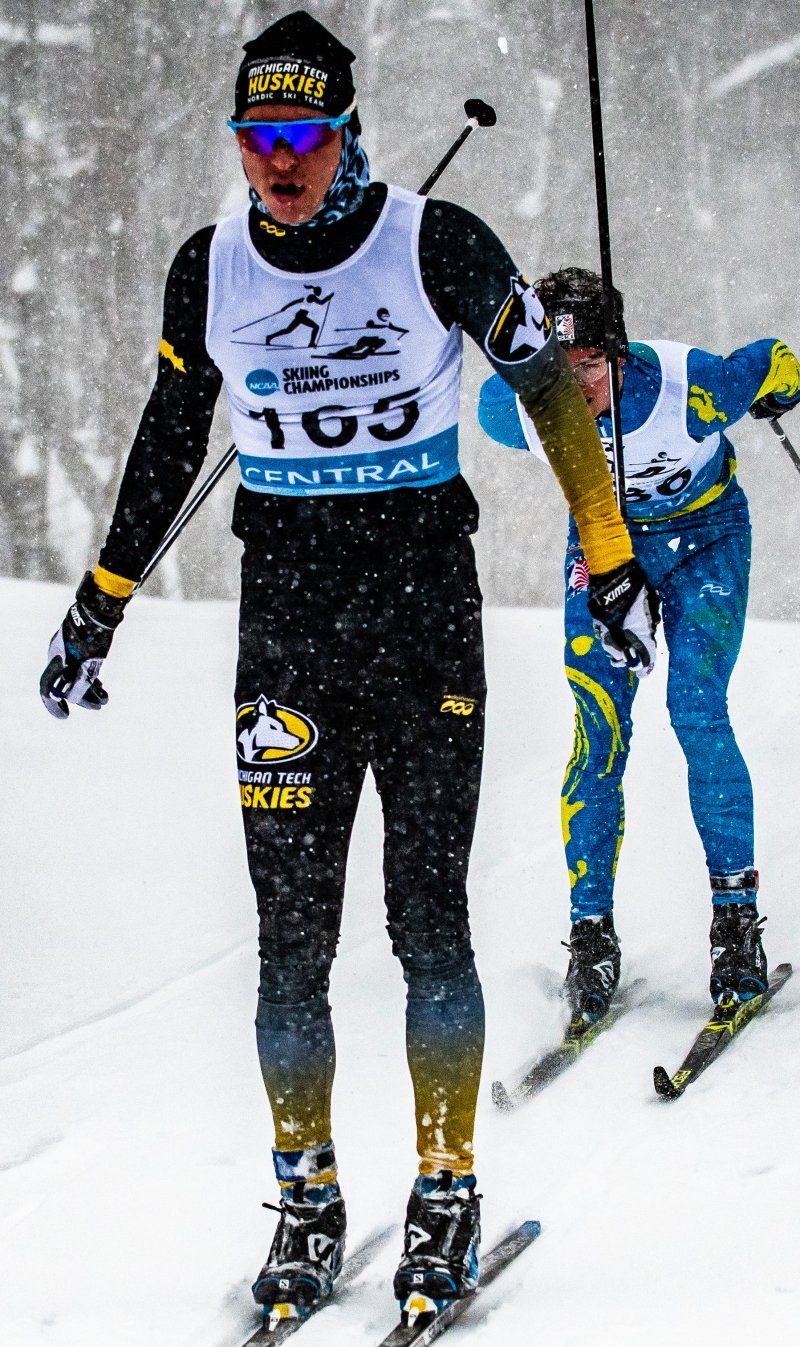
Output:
[227, 110, 351, 156]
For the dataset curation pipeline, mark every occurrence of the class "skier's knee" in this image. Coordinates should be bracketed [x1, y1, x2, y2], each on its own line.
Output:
[668, 703, 731, 751]
[256, 899, 340, 1005]
[255, 986, 330, 1031]
[392, 932, 478, 995]
[566, 730, 630, 789]
[257, 947, 335, 1008]
[405, 958, 483, 1014]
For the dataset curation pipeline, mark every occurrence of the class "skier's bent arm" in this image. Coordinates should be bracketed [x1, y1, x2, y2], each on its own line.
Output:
[416, 199, 652, 673]
[686, 339, 800, 432]
[40, 230, 223, 714]
[515, 352, 655, 675]
[417, 200, 630, 576]
[516, 348, 632, 577]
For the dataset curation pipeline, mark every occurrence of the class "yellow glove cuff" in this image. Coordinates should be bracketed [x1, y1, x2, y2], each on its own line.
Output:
[93, 565, 137, 599]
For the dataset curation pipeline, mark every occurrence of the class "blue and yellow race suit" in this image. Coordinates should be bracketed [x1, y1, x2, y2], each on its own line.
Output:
[479, 337, 800, 919]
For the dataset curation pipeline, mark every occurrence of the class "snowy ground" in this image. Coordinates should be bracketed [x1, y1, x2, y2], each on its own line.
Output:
[2, 576, 798, 1346]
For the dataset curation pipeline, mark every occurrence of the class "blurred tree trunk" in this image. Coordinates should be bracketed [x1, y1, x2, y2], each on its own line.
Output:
[1, 5, 55, 577]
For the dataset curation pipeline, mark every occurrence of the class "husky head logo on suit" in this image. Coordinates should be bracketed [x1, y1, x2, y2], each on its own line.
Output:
[236, 696, 319, 764]
[485, 275, 551, 364]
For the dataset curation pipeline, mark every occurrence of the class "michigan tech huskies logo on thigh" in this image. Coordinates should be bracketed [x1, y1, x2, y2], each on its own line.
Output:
[236, 695, 318, 765]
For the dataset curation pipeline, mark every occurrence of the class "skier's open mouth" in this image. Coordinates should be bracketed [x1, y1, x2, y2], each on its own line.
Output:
[270, 183, 303, 198]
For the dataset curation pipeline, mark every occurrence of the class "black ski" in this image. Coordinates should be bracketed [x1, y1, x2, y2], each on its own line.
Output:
[375, 1221, 541, 1347]
[492, 979, 646, 1111]
[239, 1225, 395, 1344]
[654, 961, 793, 1100]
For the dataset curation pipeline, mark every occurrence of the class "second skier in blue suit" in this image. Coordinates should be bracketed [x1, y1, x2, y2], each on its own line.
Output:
[479, 266, 800, 1020]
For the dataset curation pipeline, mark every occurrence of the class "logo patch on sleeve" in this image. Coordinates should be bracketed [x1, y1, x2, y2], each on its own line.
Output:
[485, 276, 551, 365]
[159, 338, 186, 373]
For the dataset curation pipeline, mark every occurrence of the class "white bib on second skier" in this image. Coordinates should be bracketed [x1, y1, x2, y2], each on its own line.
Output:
[515, 341, 726, 520]
[206, 187, 463, 496]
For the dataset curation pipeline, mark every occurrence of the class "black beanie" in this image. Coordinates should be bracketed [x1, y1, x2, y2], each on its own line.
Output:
[233, 9, 357, 120]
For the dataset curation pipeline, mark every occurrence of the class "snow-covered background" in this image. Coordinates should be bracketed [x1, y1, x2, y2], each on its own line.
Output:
[2, 0, 800, 613]
[2, 578, 798, 1346]
[2, 3, 800, 1342]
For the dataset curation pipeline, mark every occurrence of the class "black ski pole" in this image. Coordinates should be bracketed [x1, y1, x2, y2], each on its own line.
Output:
[583, 0, 626, 518]
[137, 444, 238, 585]
[764, 414, 800, 475]
[418, 98, 497, 195]
[136, 98, 497, 591]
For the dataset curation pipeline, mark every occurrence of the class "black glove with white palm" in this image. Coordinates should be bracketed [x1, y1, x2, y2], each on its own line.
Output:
[40, 572, 129, 719]
[587, 558, 659, 678]
[749, 392, 792, 420]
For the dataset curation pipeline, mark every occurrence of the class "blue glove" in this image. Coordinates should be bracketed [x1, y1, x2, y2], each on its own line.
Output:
[40, 572, 128, 719]
[587, 558, 659, 679]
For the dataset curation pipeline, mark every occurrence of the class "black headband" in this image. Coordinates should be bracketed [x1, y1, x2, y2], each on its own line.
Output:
[551, 299, 627, 354]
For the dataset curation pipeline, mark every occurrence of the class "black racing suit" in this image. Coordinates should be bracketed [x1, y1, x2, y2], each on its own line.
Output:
[98, 183, 607, 1176]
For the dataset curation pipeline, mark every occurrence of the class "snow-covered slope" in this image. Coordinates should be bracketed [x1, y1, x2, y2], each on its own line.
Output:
[1, 578, 797, 1346]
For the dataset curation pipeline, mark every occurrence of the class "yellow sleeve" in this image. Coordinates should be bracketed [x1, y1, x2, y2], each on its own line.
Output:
[93, 564, 137, 599]
[519, 355, 632, 576]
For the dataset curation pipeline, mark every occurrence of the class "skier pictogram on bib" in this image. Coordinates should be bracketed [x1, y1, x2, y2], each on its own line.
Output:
[232, 286, 408, 361]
